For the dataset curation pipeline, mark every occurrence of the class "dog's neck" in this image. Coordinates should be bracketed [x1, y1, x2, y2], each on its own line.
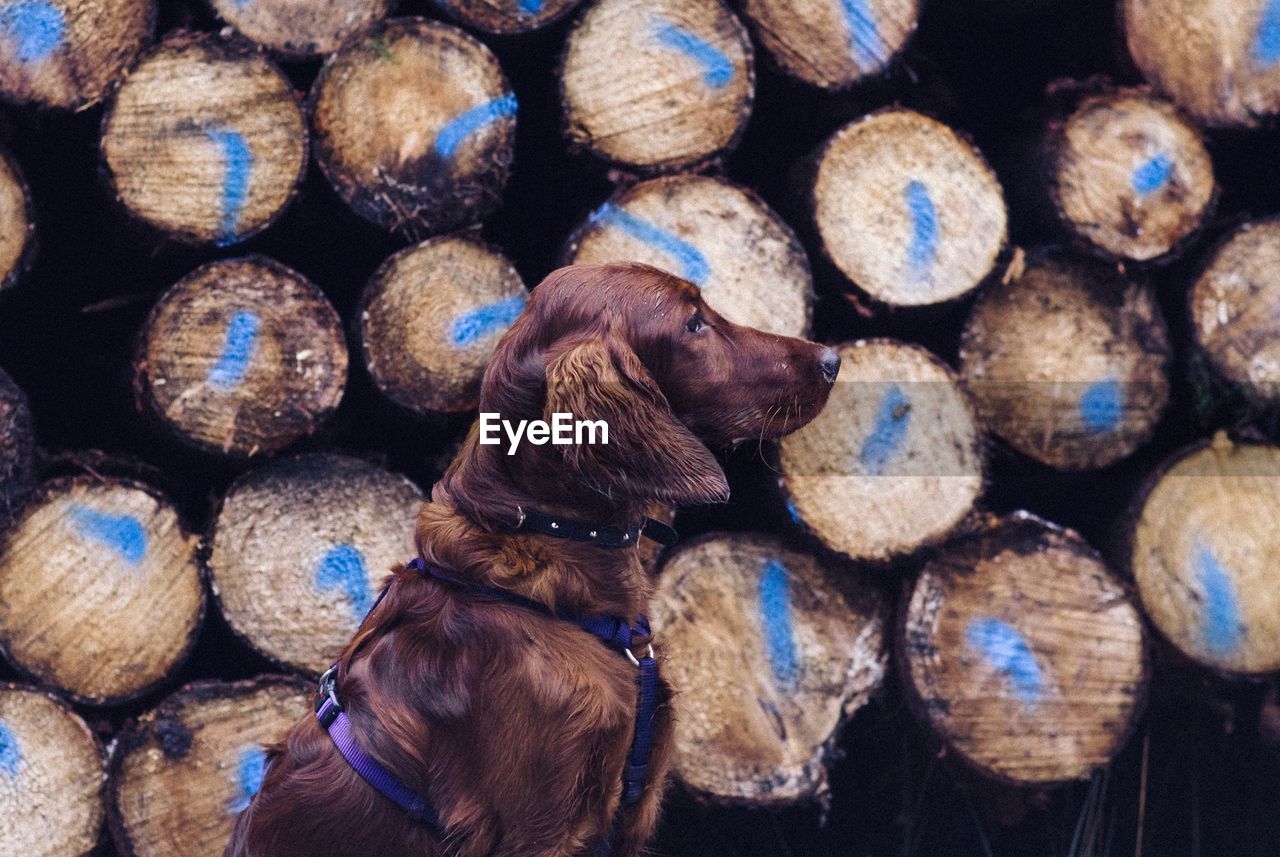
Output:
[416, 434, 655, 619]
[440, 429, 651, 527]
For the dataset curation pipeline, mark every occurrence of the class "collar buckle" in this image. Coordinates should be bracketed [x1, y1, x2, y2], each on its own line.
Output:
[316, 664, 341, 720]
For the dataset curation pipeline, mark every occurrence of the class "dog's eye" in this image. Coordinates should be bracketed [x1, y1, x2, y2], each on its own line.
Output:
[685, 314, 707, 334]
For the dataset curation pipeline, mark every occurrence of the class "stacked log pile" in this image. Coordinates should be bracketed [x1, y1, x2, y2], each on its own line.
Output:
[0, 1, 1278, 855]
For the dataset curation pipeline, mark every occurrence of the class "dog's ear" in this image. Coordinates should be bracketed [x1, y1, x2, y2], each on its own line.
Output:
[543, 334, 729, 506]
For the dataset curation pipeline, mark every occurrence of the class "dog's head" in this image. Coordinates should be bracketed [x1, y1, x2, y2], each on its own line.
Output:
[467, 263, 838, 511]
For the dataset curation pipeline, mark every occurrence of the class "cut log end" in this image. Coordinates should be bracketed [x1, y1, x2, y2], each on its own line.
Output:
[560, 0, 754, 171]
[360, 234, 527, 414]
[742, 0, 919, 90]
[209, 0, 394, 57]
[0, 367, 35, 527]
[1124, 0, 1280, 128]
[1048, 89, 1215, 262]
[0, 0, 154, 109]
[0, 684, 104, 857]
[1131, 435, 1280, 675]
[1191, 217, 1280, 406]
[109, 677, 311, 857]
[779, 339, 984, 562]
[208, 454, 424, 675]
[901, 513, 1147, 785]
[100, 32, 306, 246]
[0, 477, 204, 705]
[960, 252, 1172, 471]
[310, 17, 515, 238]
[812, 109, 1007, 307]
[565, 175, 812, 337]
[652, 533, 887, 805]
[432, 0, 587, 35]
[134, 256, 348, 459]
[0, 148, 33, 293]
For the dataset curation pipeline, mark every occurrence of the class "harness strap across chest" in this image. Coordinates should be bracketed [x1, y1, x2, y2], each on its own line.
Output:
[314, 555, 661, 851]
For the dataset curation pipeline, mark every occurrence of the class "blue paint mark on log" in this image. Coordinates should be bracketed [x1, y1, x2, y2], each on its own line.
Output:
[1132, 152, 1174, 197]
[589, 202, 710, 285]
[0, 2, 64, 63]
[1079, 379, 1123, 434]
[784, 498, 801, 525]
[1254, 0, 1280, 66]
[230, 746, 267, 813]
[840, 0, 884, 68]
[315, 544, 372, 620]
[905, 180, 937, 278]
[435, 93, 518, 159]
[449, 294, 526, 348]
[1194, 541, 1244, 658]
[0, 721, 20, 777]
[206, 129, 254, 246]
[518, 0, 543, 13]
[652, 21, 733, 89]
[859, 384, 910, 474]
[208, 311, 260, 391]
[966, 617, 1045, 704]
[69, 505, 147, 566]
[758, 559, 799, 687]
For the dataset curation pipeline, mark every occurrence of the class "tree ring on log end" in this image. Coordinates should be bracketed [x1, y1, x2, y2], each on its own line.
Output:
[101, 32, 307, 246]
[360, 233, 527, 414]
[960, 251, 1172, 471]
[0, 477, 204, 705]
[310, 17, 516, 238]
[1190, 217, 1280, 407]
[901, 513, 1147, 785]
[565, 174, 812, 337]
[0, 684, 104, 857]
[1124, 0, 1280, 128]
[779, 339, 984, 562]
[741, 0, 919, 90]
[109, 676, 310, 857]
[208, 454, 423, 676]
[1131, 435, 1280, 675]
[0, 0, 154, 110]
[134, 256, 348, 459]
[812, 109, 1007, 307]
[208, 0, 394, 57]
[652, 533, 886, 805]
[560, 0, 754, 172]
[1048, 88, 1215, 263]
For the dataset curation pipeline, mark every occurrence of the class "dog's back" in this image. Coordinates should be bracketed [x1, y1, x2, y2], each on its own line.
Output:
[224, 553, 673, 857]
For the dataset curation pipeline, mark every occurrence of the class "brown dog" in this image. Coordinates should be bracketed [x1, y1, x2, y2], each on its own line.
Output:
[225, 263, 839, 857]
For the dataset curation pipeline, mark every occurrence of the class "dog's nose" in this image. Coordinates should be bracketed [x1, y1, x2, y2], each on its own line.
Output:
[818, 347, 840, 383]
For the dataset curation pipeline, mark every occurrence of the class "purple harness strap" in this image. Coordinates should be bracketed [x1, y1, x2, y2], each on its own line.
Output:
[315, 557, 659, 853]
[316, 697, 439, 826]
